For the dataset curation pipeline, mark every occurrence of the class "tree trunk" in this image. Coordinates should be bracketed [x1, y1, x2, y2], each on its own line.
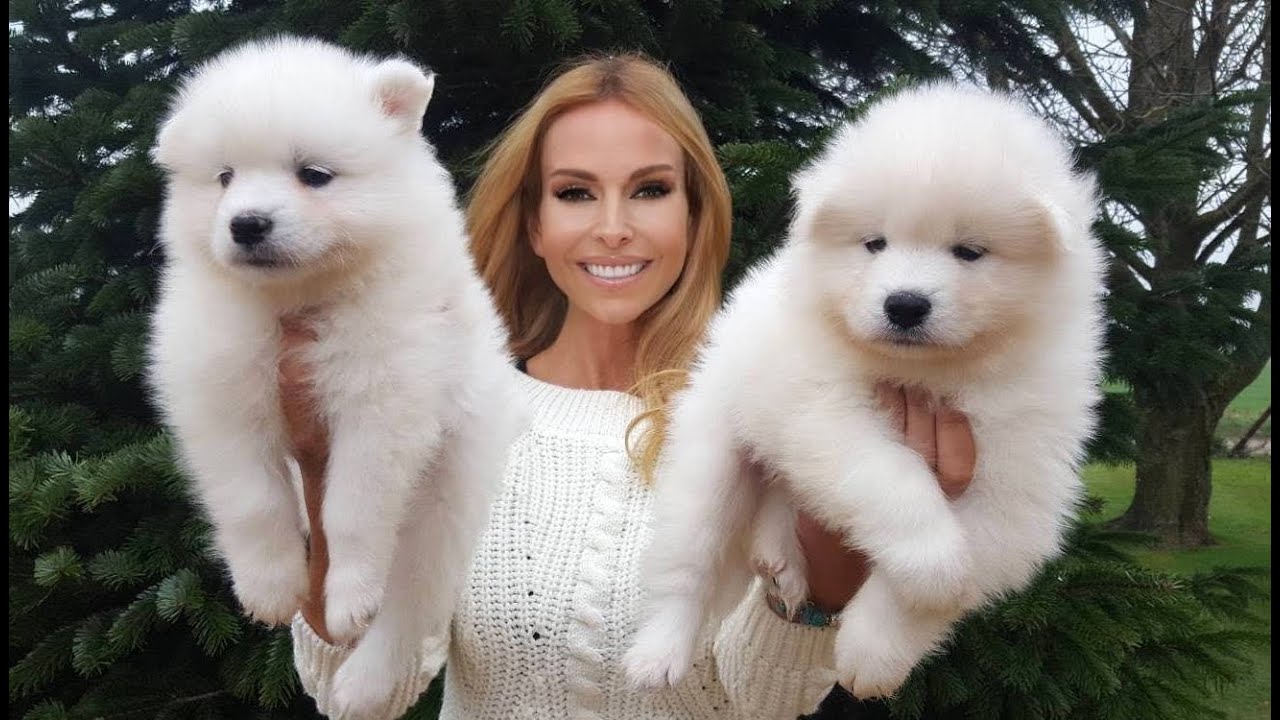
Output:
[1112, 391, 1222, 548]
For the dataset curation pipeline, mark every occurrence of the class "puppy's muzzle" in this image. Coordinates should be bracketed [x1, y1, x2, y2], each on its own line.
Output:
[884, 291, 932, 330]
[230, 213, 274, 246]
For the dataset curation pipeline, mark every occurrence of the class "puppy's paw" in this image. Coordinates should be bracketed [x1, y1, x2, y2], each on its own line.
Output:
[754, 554, 809, 618]
[623, 641, 693, 689]
[892, 543, 976, 612]
[751, 506, 809, 615]
[324, 566, 385, 644]
[834, 608, 915, 700]
[877, 519, 976, 611]
[231, 548, 309, 626]
[330, 646, 399, 719]
[623, 619, 697, 689]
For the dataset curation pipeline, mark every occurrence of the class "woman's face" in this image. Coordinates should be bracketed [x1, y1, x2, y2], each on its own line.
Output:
[531, 99, 691, 329]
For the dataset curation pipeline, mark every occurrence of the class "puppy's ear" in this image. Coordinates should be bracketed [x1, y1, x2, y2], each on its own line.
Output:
[1037, 196, 1086, 255]
[1037, 173, 1099, 255]
[373, 59, 435, 135]
[150, 106, 188, 172]
[807, 200, 857, 244]
[150, 119, 175, 170]
[791, 167, 852, 244]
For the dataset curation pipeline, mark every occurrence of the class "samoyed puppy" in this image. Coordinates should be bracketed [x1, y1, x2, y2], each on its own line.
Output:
[148, 37, 525, 716]
[625, 82, 1105, 702]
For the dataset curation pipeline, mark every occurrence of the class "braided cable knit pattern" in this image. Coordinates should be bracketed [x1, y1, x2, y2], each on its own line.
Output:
[293, 372, 836, 719]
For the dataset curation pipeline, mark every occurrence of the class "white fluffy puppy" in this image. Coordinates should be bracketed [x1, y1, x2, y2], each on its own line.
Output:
[148, 37, 525, 716]
[626, 83, 1105, 702]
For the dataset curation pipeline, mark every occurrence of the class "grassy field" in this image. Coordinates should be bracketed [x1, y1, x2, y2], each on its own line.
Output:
[1218, 360, 1271, 444]
[1104, 360, 1271, 448]
[1083, 458, 1272, 720]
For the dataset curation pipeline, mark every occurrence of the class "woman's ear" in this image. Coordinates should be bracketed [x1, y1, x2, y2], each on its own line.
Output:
[527, 216, 545, 258]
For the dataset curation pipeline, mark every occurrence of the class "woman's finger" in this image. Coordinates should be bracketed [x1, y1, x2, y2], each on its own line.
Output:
[935, 403, 976, 499]
[903, 386, 938, 472]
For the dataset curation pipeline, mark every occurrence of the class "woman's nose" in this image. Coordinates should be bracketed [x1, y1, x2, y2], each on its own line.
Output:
[594, 196, 632, 248]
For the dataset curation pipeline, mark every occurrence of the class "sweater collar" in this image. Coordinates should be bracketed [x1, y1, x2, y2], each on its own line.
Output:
[515, 371, 644, 441]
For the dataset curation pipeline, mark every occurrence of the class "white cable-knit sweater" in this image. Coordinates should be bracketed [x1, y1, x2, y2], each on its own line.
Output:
[293, 372, 838, 720]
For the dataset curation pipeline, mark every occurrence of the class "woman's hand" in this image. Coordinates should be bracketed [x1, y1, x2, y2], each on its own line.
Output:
[278, 315, 335, 642]
[796, 384, 976, 613]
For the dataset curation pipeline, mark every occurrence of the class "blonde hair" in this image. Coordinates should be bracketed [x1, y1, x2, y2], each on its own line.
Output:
[467, 53, 732, 483]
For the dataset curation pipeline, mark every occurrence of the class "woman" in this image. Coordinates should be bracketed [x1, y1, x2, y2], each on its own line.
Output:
[283, 53, 975, 720]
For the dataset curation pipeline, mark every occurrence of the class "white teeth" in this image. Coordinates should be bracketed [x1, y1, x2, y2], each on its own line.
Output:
[584, 262, 646, 279]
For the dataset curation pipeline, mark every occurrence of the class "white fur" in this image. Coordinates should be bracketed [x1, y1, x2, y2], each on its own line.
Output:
[626, 83, 1105, 702]
[147, 37, 526, 718]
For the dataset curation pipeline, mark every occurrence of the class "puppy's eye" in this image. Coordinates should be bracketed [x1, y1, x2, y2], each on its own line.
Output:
[863, 235, 887, 254]
[952, 244, 986, 262]
[217, 169, 234, 188]
[297, 165, 334, 188]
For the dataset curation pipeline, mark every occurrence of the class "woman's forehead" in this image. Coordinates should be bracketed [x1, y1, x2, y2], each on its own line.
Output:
[541, 100, 684, 173]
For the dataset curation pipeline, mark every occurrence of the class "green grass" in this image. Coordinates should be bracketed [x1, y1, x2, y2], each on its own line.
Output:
[1103, 360, 1271, 446]
[1219, 360, 1271, 443]
[1083, 458, 1273, 720]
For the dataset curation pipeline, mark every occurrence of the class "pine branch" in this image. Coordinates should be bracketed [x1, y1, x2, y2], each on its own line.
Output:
[1195, 211, 1247, 264]
[9, 625, 77, 700]
[91, 691, 229, 720]
[1187, 166, 1272, 238]
[1111, 245, 1157, 286]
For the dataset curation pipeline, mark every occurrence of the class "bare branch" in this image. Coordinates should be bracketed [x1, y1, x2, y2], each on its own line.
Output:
[1194, 0, 1238, 93]
[1220, 18, 1268, 88]
[1099, 10, 1138, 58]
[1106, 255, 1146, 295]
[1112, 244, 1158, 285]
[1048, 20, 1126, 131]
[1195, 210, 1247, 264]
[1189, 159, 1271, 238]
[1223, 0, 1264, 49]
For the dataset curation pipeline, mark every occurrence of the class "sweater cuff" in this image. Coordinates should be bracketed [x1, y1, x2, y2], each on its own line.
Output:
[291, 613, 447, 720]
[712, 579, 837, 719]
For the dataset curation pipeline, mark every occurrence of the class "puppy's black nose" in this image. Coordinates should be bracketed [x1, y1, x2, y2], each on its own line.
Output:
[230, 214, 273, 245]
[884, 292, 932, 329]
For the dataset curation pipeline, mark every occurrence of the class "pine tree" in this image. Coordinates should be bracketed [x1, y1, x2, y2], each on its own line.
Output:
[902, 0, 1272, 547]
[9, 1, 1268, 719]
[7, 1, 916, 716]
[8, 1, 317, 717]
[874, 503, 1266, 720]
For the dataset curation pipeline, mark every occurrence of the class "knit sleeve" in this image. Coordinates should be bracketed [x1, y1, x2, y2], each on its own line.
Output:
[290, 613, 448, 720]
[711, 578, 838, 719]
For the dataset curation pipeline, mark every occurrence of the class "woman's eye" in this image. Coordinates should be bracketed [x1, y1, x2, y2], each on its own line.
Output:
[554, 186, 593, 202]
[952, 244, 987, 262]
[863, 235, 887, 253]
[633, 182, 671, 199]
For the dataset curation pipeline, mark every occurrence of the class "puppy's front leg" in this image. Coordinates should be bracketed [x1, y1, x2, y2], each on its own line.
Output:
[330, 399, 518, 717]
[179, 422, 308, 625]
[773, 391, 974, 612]
[624, 386, 757, 688]
[321, 405, 444, 644]
[833, 569, 959, 699]
[750, 481, 808, 614]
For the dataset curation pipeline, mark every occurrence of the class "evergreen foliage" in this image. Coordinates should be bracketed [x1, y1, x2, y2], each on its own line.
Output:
[864, 503, 1268, 720]
[10, 1, 1267, 718]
